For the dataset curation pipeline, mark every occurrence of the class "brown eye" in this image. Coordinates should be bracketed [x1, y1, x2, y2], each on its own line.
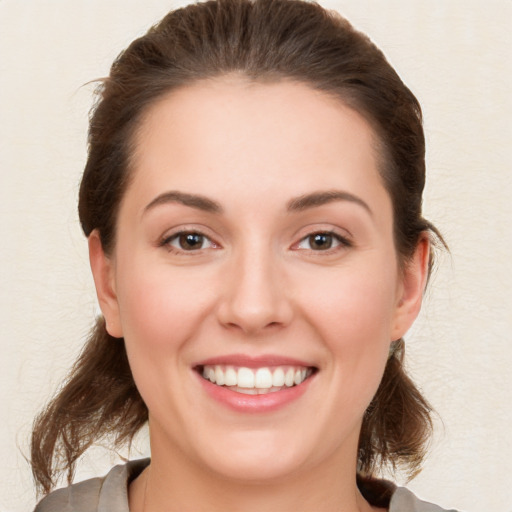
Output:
[179, 233, 204, 250]
[295, 232, 351, 252]
[308, 233, 334, 250]
[165, 232, 214, 251]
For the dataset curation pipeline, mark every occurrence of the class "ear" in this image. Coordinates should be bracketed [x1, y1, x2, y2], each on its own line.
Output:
[391, 235, 430, 341]
[88, 230, 123, 338]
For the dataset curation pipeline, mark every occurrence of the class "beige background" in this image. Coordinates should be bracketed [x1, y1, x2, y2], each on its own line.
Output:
[1, 1, 511, 511]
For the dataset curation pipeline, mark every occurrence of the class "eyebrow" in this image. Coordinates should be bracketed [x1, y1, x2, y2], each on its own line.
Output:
[143, 191, 223, 214]
[143, 189, 371, 217]
[287, 190, 373, 216]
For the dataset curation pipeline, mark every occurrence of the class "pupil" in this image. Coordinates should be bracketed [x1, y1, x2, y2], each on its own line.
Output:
[180, 233, 203, 249]
[311, 233, 332, 250]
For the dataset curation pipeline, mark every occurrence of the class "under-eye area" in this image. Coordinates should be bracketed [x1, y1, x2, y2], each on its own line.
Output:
[196, 365, 318, 395]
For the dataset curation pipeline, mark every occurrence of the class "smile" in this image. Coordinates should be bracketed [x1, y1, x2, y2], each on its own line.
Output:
[200, 365, 315, 395]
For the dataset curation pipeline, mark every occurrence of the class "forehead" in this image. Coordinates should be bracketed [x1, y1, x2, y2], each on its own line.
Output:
[135, 76, 380, 154]
[126, 77, 390, 217]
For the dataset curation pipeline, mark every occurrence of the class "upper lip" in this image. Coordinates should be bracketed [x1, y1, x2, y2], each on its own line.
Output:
[194, 354, 316, 369]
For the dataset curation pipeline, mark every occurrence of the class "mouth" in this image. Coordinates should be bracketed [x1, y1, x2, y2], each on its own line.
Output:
[196, 364, 317, 395]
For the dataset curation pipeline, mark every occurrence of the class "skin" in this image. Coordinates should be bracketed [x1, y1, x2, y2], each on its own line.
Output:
[89, 77, 429, 512]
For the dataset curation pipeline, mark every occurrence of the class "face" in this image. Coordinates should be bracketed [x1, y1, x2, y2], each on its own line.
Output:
[91, 77, 426, 484]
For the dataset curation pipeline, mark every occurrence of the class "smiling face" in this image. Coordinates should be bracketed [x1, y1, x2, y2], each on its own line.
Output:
[90, 77, 427, 486]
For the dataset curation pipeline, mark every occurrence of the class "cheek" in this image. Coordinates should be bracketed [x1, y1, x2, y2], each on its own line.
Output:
[300, 262, 398, 343]
[113, 257, 220, 417]
[297, 263, 397, 396]
[113, 253, 218, 375]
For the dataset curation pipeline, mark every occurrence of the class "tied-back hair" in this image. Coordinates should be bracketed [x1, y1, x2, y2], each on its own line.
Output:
[31, 0, 440, 495]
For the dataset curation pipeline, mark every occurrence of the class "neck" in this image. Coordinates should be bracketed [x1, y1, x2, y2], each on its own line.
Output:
[130, 441, 378, 512]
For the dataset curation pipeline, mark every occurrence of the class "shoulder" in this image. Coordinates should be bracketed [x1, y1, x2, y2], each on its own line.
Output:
[33, 475, 103, 512]
[357, 476, 461, 512]
[390, 486, 461, 512]
[33, 458, 150, 512]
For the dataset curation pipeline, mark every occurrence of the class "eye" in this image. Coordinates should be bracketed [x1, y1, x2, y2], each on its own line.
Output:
[163, 231, 216, 252]
[295, 232, 350, 251]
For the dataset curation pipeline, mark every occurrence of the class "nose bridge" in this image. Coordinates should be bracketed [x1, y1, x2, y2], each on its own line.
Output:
[218, 237, 291, 333]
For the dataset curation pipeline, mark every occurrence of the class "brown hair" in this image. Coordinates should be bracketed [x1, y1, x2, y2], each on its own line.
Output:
[32, 0, 441, 495]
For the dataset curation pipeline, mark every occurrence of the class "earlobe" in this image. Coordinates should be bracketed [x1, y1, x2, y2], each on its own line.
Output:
[391, 235, 430, 341]
[88, 230, 123, 338]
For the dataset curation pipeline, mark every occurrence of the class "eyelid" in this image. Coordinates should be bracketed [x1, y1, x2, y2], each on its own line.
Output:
[167, 232, 215, 249]
[159, 226, 221, 253]
[291, 228, 353, 252]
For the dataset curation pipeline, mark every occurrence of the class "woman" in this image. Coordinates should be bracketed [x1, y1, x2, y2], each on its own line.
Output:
[31, 0, 457, 510]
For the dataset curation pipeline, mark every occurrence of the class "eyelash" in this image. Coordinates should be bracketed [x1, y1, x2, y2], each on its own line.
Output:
[160, 229, 352, 255]
[293, 231, 352, 253]
[160, 231, 218, 254]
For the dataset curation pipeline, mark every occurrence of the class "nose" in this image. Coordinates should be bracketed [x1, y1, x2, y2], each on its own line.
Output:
[216, 244, 293, 335]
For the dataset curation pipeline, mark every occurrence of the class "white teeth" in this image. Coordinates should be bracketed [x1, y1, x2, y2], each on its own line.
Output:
[201, 364, 312, 392]
[215, 366, 224, 386]
[237, 367, 255, 388]
[236, 387, 259, 395]
[272, 367, 285, 387]
[285, 368, 295, 387]
[255, 368, 273, 388]
[224, 367, 237, 386]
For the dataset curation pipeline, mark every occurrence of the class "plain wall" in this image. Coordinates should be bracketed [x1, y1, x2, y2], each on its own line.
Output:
[1, 1, 511, 510]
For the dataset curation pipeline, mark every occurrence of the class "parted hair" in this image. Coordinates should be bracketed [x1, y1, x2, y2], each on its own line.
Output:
[31, 0, 440, 495]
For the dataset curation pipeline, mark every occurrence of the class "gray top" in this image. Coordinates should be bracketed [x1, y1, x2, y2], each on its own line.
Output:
[34, 459, 459, 512]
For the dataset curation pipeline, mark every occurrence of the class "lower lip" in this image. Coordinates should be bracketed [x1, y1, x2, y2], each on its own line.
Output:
[195, 371, 315, 413]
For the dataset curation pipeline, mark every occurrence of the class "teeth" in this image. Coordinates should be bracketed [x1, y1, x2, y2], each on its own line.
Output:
[237, 367, 255, 388]
[272, 367, 285, 387]
[201, 364, 312, 391]
[236, 387, 259, 395]
[215, 366, 224, 386]
[225, 367, 237, 386]
[285, 368, 295, 387]
[255, 368, 272, 389]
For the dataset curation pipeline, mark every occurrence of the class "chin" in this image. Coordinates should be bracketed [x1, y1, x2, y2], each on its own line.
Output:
[204, 450, 305, 483]
[189, 428, 314, 483]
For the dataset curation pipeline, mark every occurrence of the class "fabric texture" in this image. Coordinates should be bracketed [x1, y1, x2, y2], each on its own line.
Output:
[34, 459, 459, 512]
